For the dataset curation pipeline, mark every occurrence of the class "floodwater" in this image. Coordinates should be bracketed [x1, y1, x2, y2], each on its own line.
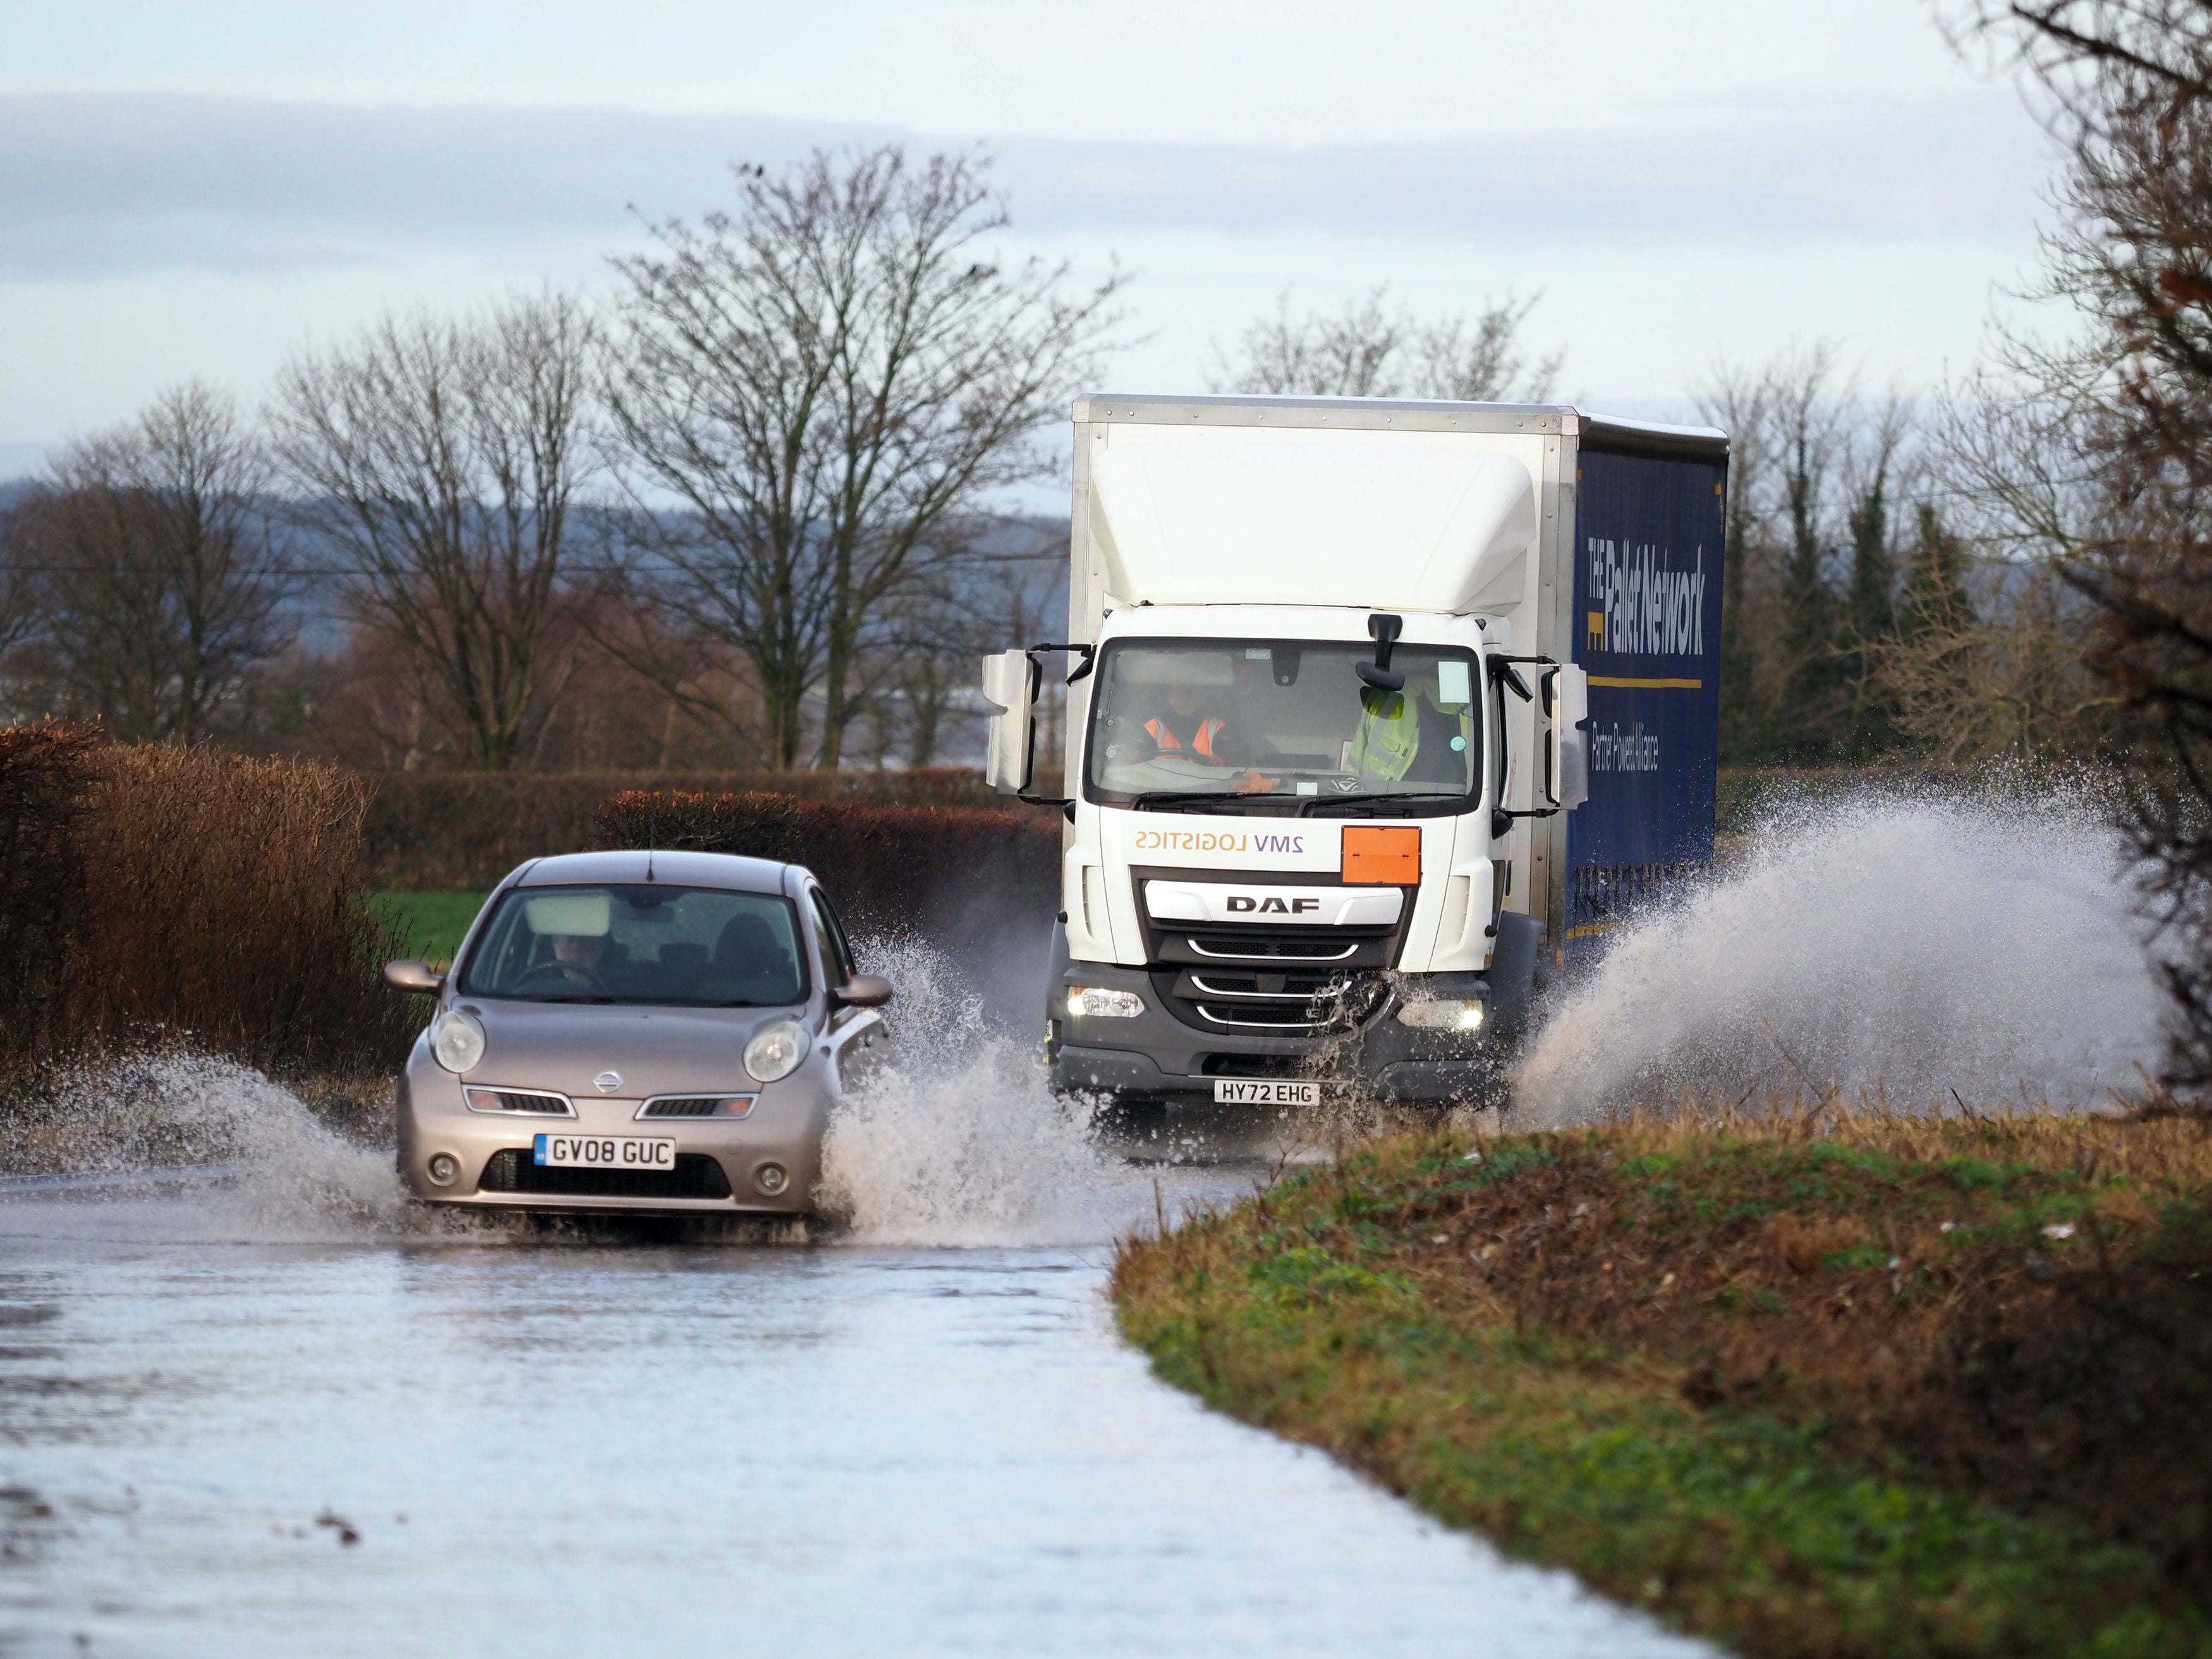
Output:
[0, 1042, 1711, 1658]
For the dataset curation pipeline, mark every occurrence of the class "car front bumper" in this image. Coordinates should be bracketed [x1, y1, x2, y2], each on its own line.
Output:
[396, 1061, 832, 1215]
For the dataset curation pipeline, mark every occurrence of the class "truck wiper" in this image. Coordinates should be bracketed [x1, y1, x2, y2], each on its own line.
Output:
[1130, 791, 1248, 813]
[1299, 791, 1469, 818]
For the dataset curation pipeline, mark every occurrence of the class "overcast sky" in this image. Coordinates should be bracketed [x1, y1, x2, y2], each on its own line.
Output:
[2, 0, 2058, 482]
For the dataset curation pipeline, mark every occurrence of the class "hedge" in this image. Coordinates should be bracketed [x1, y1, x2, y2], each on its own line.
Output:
[0, 727, 414, 1079]
[363, 767, 1024, 889]
[595, 791, 1064, 959]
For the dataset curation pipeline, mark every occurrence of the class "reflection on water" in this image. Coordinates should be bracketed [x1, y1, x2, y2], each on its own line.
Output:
[0, 1169, 1711, 1658]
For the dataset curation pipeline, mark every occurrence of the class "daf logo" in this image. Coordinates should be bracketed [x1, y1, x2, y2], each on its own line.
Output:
[1226, 895, 1321, 915]
[593, 1071, 623, 1093]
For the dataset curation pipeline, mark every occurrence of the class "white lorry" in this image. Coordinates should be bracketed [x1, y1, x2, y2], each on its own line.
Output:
[983, 394, 1729, 1108]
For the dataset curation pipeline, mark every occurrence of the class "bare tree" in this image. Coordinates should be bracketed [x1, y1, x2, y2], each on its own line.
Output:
[269, 294, 598, 770]
[600, 145, 1127, 770]
[1696, 346, 1861, 759]
[1866, 380, 2116, 760]
[851, 520, 1067, 768]
[1954, 0, 2212, 1097]
[1210, 285, 1561, 401]
[4, 382, 291, 741]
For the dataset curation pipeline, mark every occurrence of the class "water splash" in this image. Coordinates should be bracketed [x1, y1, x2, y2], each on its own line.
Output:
[1, 1052, 418, 1240]
[1, 942, 1230, 1250]
[1513, 794, 2166, 1126]
[819, 934, 1155, 1247]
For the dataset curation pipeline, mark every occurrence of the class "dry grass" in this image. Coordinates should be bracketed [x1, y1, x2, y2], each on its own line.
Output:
[1115, 1102, 2212, 1658]
[70, 745, 415, 1074]
[0, 729, 417, 1090]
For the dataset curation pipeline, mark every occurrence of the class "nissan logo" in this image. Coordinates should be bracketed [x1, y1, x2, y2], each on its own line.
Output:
[593, 1071, 623, 1093]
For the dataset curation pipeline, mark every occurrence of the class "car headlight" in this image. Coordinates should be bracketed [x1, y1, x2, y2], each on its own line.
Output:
[431, 1008, 487, 1073]
[1067, 986, 1145, 1019]
[1395, 998, 1486, 1032]
[744, 1019, 808, 1084]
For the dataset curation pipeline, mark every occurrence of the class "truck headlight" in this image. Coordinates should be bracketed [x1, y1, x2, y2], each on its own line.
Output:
[1067, 986, 1145, 1019]
[1395, 998, 1485, 1032]
[431, 1009, 487, 1073]
[744, 1019, 808, 1084]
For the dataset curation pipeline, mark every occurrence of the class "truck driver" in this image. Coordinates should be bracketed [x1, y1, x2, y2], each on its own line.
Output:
[1139, 678, 1275, 793]
[1141, 679, 1238, 764]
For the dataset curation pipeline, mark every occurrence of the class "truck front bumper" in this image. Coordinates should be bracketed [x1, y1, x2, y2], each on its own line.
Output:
[1051, 964, 1502, 1105]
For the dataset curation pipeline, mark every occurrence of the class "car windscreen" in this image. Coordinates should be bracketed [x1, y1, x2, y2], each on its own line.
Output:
[1086, 639, 1480, 809]
[456, 885, 808, 1006]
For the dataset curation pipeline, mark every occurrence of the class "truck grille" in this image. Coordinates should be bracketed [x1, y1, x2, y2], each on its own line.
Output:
[476, 1150, 733, 1200]
[1184, 933, 1359, 963]
[1153, 966, 1389, 1035]
[1127, 866, 1416, 1039]
[1201, 1053, 1318, 1078]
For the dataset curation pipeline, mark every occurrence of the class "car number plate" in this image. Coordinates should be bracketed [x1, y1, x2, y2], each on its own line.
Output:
[533, 1134, 676, 1170]
[1212, 1079, 1318, 1107]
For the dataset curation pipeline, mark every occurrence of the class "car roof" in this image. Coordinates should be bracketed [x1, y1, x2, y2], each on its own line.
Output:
[506, 850, 804, 896]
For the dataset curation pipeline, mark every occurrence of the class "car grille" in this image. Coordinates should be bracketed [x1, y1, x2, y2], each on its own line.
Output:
[637, 1097, 729, 1119]
[476, 1150, 734, 1200]
[465, 1088, 573, 1115]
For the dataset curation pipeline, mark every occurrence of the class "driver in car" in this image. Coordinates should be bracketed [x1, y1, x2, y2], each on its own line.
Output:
[1139, 679, 1274, 794]
[545, 929, 609, 987]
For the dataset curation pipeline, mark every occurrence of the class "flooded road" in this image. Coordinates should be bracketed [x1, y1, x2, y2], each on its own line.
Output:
[0, 1057, 1710, 1657]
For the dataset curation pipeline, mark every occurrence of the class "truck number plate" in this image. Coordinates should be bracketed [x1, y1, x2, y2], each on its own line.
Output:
[1213, 1079, 1318, 1107]
[533, 1134, 676, 1169]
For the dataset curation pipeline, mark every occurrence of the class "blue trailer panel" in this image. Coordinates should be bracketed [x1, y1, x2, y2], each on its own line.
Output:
[1565, 445, 1728, 956]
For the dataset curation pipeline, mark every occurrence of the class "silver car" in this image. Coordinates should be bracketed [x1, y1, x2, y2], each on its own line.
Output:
[384, 850, 892, 1215]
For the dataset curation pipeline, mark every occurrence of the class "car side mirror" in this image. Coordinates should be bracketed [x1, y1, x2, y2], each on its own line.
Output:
[833, 973, 894, 1009]
[384, 959, 446, 995]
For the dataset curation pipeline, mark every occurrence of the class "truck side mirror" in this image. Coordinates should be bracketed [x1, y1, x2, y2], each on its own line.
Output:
[1542, 664, 1590, 811]
[980, 648, 1037, 794]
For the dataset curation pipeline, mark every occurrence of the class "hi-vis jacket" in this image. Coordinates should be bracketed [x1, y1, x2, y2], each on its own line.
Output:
[1145, 715, 1228, 761]
[1347, 687, 1471, 782]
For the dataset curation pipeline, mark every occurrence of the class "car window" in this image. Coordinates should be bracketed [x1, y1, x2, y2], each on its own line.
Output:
[456, 884, 807, 1006]
[808, 889, 850, 989]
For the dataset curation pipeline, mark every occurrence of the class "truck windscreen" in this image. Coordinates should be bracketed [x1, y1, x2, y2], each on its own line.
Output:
[1085, 640, 1481, 813]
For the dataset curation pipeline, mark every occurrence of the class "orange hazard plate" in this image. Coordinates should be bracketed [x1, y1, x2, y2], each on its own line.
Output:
[1340, 825, 1420, 884]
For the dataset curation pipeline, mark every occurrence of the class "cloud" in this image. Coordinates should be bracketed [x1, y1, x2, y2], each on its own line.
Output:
[0, 88, 2051, 282]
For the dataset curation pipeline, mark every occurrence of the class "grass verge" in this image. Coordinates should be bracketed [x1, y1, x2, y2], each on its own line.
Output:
[1113, 1109, 2212, 1658]
[372, 890, 489, 970]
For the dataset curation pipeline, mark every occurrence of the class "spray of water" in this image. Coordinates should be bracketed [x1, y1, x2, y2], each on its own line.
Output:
[1513, 793, 2166, 1126]
[0, 1051, 420, 1241]
[0, 942, 1231, 1250]
[819, 934, 1153, 1246]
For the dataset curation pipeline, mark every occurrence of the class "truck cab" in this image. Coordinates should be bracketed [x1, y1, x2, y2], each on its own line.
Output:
[984, 395, 1727, 1110]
